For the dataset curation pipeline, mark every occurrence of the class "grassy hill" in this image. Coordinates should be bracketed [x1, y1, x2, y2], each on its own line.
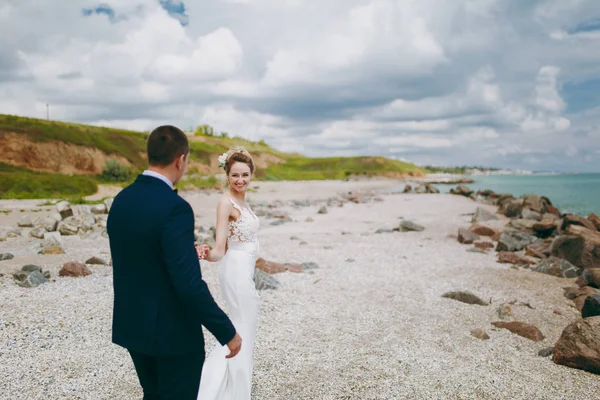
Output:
[0, 114, 425, 199]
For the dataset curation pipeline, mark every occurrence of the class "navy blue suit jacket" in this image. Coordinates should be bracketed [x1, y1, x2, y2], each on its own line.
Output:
[107, 174, 236, 356]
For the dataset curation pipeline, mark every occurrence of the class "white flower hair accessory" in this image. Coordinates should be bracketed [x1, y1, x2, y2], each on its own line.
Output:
[217, 152, 228, 168]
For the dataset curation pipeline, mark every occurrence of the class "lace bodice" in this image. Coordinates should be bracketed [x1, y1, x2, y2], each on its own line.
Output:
[227, 198, 259, 243]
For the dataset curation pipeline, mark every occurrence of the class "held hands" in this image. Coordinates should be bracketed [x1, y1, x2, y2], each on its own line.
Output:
[226, 333, 242, 359]
[195, 243, 211, 260]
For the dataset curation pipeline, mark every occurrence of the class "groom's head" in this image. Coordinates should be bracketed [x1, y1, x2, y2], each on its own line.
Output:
[147, 125, 190, 185]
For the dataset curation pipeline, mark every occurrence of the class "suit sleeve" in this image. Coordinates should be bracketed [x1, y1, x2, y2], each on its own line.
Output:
[161, 201, 236, 346]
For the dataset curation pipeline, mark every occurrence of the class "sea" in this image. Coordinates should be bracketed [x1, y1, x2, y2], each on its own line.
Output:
[433, 173, 600, 217]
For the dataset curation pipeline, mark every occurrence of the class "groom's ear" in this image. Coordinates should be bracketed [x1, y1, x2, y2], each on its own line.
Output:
[176, 153, 188, 170]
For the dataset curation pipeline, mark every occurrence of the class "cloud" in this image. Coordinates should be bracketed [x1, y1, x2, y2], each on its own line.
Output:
[1, 0, 600, 172]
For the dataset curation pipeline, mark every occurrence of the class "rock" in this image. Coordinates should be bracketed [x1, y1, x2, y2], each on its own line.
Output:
[538, 347, 554, 357]
[38, 237, 65, 255]
[582, 295, 600, 318]
[563, 286, 599, 301]
[534, 257, 581, 278]
[85, 256, 108, 265]
[471, 207, 498, 223]
[104, 198, 114, 213]
[522, 194, 546, 213]
[91, 204, 107, 215]
[522, 209, 542, 221]
[375, 228, 394, 234]
[450, 184, 473, 197]
[268, 210, 289, 219]
[497, 304, 513, 319]
[255, 258, 286, 274]
[491, 321, 545, 341]
[59, 262, 92, 277]
[21, 264, 42, 273]
[290, 236, 301, 241]
[442, 291, 488, 306]
[29, 227, 47, 239]
[581, 269, 600, 288]
[501, 200, 524, 218]
[498, 251, 535, 266]
[396, 220, 425, 232]
[552, 226, 600, 269]
[17, 215, 34, 227]
[40, 216, 59, 232]
[467, 247, 488, 254]
[403, 184, 412, 193]
[525, 241, 550, 259]
[253, 269, 280, 290]
[469, 223, 498, 237]
[510, 218, 539, 230]
[458, 228, 480, 244]
[496, 231, 539, 252]
[553, 316, 600, 374]
[284, 263, 303, 273]
[301, 262, 319, 270]
[17, 270, 48, 288]
[563, 214, 598, 232]
[305, 217, 314, 222]
[317, 206, 328, 214]
[56, 201, 74, 219]
[270, 219, 286, 226]
[0, 253, 14, 261]
[58, 217, 81, 236]
[588, 213, 600, 231]
[43, 231, 63, 243]
[474, 241, 494, 250]
[470, 328, 490, 340]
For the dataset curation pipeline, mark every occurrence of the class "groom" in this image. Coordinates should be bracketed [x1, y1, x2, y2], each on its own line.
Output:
[107, 125, 242, 399]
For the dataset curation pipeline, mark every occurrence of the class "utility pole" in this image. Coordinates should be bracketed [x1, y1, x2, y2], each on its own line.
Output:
[46, 103, 49, 120]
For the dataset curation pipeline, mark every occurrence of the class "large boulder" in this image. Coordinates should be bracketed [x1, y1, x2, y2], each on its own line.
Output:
[588, 214, 600, 231]
[548, 229, 600, 270]
[563, 214, 598, 232]
[58, 217, 82, 236]
[253, 269, 280, 290]
[522, 194, 546, 214]
[553, 317, 600, 375]
[499, 199, 523, 218]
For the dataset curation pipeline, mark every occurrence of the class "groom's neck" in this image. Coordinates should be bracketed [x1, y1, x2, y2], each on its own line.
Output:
[147, 166, 176, 185]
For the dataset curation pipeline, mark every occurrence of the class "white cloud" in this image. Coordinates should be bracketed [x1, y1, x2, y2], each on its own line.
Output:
[1, 0, 600, 172]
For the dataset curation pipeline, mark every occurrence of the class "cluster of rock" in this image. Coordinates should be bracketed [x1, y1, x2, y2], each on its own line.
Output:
[9, 258, 107, 288]
[451, 186, 600, 375]
[402, 183, 440, 194]
[0, 198, 114, 249]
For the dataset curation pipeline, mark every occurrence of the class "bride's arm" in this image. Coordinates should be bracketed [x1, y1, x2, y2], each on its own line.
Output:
[204, 198, 232, 262]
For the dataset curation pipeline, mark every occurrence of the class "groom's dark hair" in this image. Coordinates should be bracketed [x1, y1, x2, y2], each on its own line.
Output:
[147, 125, 190, 166]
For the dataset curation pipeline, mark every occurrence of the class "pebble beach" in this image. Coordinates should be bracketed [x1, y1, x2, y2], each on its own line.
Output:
[1, 179, 599, 400]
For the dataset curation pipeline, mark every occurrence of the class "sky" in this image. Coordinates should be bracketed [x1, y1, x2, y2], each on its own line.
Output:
[1, 0, 600, 172]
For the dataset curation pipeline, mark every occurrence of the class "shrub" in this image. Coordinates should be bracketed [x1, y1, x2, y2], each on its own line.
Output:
[101, 159, 131, 182]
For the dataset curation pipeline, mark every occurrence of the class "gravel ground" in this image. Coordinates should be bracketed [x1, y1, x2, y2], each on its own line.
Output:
[1, 188, 599, 400]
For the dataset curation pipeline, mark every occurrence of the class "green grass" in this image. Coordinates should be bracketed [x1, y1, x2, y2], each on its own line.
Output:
[0, 170, 97, 199]
[259, 156, 424, 180]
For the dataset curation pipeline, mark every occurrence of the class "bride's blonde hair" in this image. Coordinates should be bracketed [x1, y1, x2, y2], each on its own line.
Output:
[223, 147, 255, 174]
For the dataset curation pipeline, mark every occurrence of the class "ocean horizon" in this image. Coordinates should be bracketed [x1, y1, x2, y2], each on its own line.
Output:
[435, 173, 600, 216]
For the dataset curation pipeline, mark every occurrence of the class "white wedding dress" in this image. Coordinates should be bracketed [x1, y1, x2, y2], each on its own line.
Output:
[198, 197, 260, 400]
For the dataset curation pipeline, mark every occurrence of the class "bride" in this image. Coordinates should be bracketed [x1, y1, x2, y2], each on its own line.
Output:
[196, 147, 260, 399]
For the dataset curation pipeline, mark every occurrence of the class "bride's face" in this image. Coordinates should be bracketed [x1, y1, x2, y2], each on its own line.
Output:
[228, 162, 252, 193]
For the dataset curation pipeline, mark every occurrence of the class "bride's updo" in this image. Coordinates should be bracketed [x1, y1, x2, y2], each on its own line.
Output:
[223, 147, 255, 175]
